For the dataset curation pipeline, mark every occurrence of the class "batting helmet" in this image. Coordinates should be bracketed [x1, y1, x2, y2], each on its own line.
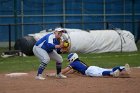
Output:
[67, 53, 78, 63]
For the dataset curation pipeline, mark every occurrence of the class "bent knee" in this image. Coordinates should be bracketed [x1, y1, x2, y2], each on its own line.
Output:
[42, 57, 50, 64]
[57, 57, 63, 63]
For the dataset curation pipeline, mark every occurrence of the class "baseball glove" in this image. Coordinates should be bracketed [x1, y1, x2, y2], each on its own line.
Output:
[62, 40, 69, 48]
[60, 40, 70, 53]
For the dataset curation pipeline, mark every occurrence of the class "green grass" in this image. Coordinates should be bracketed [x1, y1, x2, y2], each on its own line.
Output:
[78, 52, 140, 67]
[0, 45, 140, 73]
[0, 51, 140, 73]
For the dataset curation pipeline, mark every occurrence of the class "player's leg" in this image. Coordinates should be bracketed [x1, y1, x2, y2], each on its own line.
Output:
[102, 71, 112, 76]
[49, 50, 67, 78]
[112, 64, 131, 77]
[85, 66, 111, 77]
[119, 64, 131, 77]
[124, 64, 131, 74]
[33, 46, 50, 80]
[112, 64, 131, 73]
[85, 66, 120, 77]
[112, 66, 125, 72]
[108, 66, 124, 77]
[49, 50, 63, 75]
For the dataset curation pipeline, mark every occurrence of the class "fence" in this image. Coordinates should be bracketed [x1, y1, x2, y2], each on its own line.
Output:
[0, 0, 140, 44]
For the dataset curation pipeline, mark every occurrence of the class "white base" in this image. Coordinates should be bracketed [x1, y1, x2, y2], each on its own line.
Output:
[5, 72, 28, 77]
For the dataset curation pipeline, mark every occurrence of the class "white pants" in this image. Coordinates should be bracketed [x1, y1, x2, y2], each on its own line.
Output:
[85, 66, 112, 77]
[33, 45, 63, 64]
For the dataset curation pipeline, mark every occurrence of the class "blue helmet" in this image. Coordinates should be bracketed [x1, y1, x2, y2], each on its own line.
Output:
[67, 53, 78, 63]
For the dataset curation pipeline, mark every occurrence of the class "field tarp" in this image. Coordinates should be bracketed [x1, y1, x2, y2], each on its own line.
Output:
[30, 28, 137, 53]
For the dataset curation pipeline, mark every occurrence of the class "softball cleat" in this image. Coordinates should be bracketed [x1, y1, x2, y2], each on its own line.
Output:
[35, 75, 45, 80]
[124, 64, 131, 74]
[56, 73, 67, 79]
[113, 69, 120, 77]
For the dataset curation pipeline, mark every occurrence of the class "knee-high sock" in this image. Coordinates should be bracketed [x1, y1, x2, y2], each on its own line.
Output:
[102, 71, 112, 76]
[112, 66, 124, 72]
[37, 62, 47, 76]
[56, 62, 62, 74]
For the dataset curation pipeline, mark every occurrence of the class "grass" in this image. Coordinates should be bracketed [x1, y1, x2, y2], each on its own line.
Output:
[0, 44, 140, 73]
[78, 52, 140, 67]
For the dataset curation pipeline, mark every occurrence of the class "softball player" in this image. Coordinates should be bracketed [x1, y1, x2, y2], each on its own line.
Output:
[61, 53, 130, 77]
[33, 28, 67, 80]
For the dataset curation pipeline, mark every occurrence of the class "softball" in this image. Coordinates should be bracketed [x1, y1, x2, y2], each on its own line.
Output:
[63, 42, 69, 47]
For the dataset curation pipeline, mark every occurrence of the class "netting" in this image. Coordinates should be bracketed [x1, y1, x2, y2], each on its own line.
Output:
[0, 0, 140, 42]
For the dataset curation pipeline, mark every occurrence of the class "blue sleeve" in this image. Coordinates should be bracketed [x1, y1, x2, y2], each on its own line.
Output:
[46, 43, 55, 49]
[68, 62, 75, 69]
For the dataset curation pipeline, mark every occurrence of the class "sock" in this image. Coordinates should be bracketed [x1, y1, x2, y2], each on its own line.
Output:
[112, 66, 124, 72]
[102, 71, 112, 76]
[56, 62, 62, 75]
[37, 62, 47, 76]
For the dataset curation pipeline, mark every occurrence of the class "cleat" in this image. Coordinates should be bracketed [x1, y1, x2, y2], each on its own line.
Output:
[124, 64, 131, 74]
[118, 64, 131, 78]
[35, 75, 45, 80]
[113, 69, 120, 77]
[56, 73, 67, 79]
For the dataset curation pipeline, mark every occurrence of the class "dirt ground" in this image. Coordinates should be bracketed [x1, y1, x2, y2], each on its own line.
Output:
[0, 68, 140, 93]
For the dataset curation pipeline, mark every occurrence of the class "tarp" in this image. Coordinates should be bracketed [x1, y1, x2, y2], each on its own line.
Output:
[66, 29, 137, 53]
[30, 28, 137, 53]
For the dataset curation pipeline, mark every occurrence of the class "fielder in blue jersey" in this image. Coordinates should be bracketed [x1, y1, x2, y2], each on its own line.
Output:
[61, 53, 131, 78]
[33, 28, 67, 80]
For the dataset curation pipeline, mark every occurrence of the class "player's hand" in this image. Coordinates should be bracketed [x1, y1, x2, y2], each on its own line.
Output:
[46, 73, 56, 77]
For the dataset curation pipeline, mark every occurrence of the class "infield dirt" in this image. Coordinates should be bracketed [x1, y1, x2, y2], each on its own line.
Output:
[0, 68, 140, 93]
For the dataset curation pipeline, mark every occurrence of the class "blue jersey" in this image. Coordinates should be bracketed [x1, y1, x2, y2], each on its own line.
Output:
[69, 60, 88, 75]
[35, 33, 60, 53]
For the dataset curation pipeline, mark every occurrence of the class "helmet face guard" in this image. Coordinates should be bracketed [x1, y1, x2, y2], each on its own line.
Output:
[67, 53, 78, 63]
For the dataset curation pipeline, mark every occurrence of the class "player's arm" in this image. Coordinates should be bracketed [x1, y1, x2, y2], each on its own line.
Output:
[61, 66, 71, 74]
[46, 66, 70, 77]
[61, 65, 77, 75]
[65, 69, 77, 74]
[47, 34, 62, 49]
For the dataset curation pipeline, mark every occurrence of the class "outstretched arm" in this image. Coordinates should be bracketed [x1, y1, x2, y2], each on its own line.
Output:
[62, 68, 77, 75]
[61, 67, 72, 74]
[46, 67, 77, 77]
